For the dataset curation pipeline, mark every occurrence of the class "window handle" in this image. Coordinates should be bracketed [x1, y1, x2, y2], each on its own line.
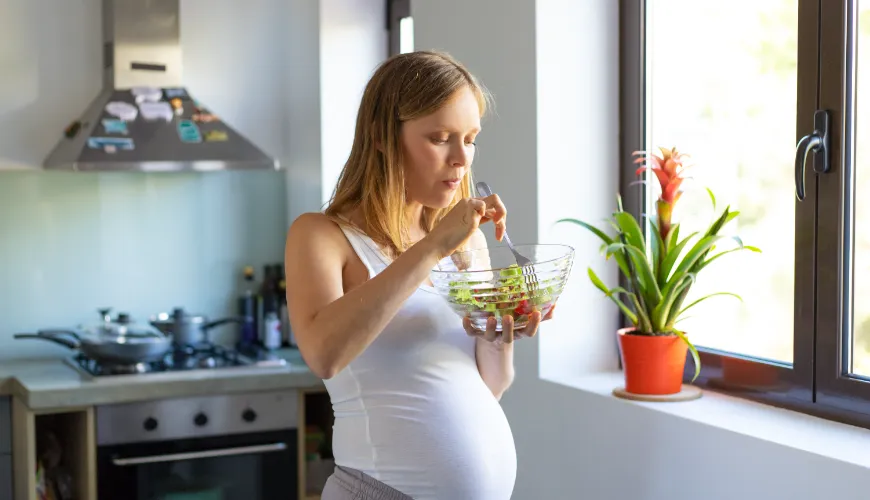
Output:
[794, 109, 831, 201]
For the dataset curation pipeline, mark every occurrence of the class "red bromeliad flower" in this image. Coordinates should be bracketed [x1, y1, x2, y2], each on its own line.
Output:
[633, 147, 689, 243]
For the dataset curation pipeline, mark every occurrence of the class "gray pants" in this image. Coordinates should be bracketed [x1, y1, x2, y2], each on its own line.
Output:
[321, 465, 413, 500]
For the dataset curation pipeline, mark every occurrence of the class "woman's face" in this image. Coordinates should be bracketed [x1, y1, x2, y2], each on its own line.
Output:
[400, 86, 481, 209]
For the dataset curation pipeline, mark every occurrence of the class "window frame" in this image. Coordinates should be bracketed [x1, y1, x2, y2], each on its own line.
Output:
[387, 0, 411, 57]
[814, 0, 870, 415]
[620, 0, 870, 428]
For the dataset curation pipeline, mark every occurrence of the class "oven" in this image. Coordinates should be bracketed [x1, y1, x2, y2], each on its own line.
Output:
[95, 390, 298, 500]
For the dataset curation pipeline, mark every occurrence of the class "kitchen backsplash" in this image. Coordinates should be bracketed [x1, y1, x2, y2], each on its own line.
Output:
[0, 170, 287, 360]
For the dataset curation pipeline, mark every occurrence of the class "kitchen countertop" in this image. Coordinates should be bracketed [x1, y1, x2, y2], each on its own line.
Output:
[0, 348, 324, 410]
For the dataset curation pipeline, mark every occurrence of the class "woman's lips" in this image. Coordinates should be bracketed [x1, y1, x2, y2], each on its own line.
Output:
[443, 179, 461, 189]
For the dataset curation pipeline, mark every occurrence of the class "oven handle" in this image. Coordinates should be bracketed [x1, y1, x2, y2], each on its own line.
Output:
[111, 442, 288, 466]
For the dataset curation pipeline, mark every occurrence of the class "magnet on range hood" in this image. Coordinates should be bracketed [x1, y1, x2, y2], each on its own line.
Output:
[43, 0, 280, 172]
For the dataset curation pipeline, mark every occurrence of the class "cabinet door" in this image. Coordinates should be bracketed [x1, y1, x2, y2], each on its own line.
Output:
[0, 398, 9, 455]
[0, 454, 10, 500]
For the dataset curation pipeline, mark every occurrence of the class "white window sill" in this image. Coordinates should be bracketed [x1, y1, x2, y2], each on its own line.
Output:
[543, 371, 870, 469]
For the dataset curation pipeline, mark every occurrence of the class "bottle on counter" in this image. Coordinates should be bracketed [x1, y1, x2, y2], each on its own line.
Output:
[263, 311, 282, 350]
[276, 267, 296, 348]
[258, 264, 281, 345]
[237, 266, 258, 348]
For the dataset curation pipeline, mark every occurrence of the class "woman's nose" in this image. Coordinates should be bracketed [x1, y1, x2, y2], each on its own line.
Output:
[449, 141, 470, 167]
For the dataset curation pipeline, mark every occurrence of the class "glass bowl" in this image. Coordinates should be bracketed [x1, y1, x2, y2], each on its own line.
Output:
[429, 244, 575, 332]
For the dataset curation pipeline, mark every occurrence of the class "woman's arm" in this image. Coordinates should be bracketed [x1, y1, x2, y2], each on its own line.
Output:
[285, 198, 496, 380]
[476, 339, 515, 400]
[284, 213, 442, 379]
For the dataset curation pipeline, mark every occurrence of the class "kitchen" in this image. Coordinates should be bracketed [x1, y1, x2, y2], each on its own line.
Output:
[0, 0, 352, 498]
[6, 0, 870, 499]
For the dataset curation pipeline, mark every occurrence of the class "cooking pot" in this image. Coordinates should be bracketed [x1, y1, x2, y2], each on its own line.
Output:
[13, 308, 173, 365]
[149, 307, 244, 346]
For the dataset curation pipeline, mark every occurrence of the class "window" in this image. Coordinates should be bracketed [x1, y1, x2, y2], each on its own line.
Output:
[388, 0, 413, 56]
[622, 0, 870, 426]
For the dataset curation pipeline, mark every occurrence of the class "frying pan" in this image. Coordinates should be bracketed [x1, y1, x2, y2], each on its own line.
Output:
[14, 329, 173, 365]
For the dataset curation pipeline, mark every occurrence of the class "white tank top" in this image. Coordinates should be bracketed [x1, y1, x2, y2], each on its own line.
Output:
[324, 222, 517, 500]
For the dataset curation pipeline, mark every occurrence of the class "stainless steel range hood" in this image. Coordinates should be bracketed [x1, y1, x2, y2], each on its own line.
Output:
[44, 0, 280, 172]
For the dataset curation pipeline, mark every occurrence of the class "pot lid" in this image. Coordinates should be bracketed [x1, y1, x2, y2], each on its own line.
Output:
[151, 307, 207, 325]
[85, 308, 165, 338]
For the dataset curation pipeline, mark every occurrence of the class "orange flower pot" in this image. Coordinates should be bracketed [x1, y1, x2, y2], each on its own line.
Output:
[617, 327, 688, 395]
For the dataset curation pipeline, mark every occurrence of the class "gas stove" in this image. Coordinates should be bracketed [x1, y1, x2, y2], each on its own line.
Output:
[66, 342, 287, 378]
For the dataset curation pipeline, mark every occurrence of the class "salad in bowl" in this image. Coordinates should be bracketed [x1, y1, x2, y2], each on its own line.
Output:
[429, 243, 574, 332]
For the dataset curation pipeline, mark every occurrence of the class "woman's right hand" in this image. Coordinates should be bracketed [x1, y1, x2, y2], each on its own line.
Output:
[425, 195, 507, 258]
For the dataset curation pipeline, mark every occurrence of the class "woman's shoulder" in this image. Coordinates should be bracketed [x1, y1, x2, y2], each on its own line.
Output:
[286, 212, 351, 250]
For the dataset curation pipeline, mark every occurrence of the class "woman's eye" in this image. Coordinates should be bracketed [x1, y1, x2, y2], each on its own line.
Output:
[431, 137, 449, 145]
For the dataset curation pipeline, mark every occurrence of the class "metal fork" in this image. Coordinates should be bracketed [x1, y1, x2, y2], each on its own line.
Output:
[475, 181, 533, 267]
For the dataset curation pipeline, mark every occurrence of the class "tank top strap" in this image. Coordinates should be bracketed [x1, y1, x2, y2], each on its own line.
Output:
[335, 217, 392, 278]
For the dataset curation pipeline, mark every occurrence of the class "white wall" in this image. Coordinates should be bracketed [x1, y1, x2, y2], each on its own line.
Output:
[0, 0, 288, 357]
[413, 1, 870, 499]
[283, 0, 388, 222]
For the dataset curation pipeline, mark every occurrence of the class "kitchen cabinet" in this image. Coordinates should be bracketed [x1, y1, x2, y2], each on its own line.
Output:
[298, 389, 334, 500]
[0, 454, 11, 500]
[1, 397, 11, 500]
[0, 397, 10, 454]
[12, 401, 95, 500]
[9, 387, 331, 500]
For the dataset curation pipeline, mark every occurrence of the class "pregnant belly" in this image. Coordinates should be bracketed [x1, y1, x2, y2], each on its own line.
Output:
[332, 384, 518, 500]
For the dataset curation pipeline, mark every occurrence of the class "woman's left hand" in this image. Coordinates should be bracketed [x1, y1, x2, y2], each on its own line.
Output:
[463, 305, 556, 345]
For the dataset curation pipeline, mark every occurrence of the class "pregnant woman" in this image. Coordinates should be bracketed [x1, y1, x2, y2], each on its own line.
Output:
[284, 50, 553, 500]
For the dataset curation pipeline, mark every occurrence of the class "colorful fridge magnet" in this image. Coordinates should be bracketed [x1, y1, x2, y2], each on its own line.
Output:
[87, 137, 135, 153]
[177, 120, 202, 143]
[204, 129, 228, 142]
[102, 119, 128, 134]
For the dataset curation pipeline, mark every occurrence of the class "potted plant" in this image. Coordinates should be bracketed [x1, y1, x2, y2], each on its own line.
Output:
[558, 147, 760, 397]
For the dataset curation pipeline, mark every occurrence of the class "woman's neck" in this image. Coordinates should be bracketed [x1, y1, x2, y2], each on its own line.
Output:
[404, 201, 427, 242]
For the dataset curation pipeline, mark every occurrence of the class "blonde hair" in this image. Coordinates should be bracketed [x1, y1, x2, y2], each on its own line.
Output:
[324, 50, 492, 258]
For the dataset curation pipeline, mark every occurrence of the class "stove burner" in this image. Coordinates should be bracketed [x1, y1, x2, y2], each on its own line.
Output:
[71, 341, 255, 377]
[75, 359, 152, 376]
[105, 362, 149, 375]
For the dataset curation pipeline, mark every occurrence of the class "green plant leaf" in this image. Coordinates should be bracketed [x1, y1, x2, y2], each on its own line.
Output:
[557, 218, 631, 278]
[667, 223, 681, 252]
[663, 234, 722, 296]
[556, 218, 612, 246]
[653, 273, 695, 332]
[673, 328, 701, 382]
[608, 295, 638, 325]
[606, 242, 662, 308]
[658, 231, 698, 284]
[587, 267, 610, 294]
[613, 212, 646, 253]
[676, 292, 742, 319]
[648, 217, 666, 278]
[587, 267, 638, 325]
[696, 246, 759, 272]
[704, 207, 739, 238]
[706, 187, 716, 211]
[629, 293, 653, 333]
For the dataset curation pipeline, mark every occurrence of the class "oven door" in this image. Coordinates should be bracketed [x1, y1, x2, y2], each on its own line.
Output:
[97, 429, 297, 500]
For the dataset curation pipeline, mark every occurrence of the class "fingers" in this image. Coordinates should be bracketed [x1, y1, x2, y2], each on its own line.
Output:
[463, 316, 481, 338]
[464, 315, 514, 344]
[543, 304, 556, 321]
[488, 195, 507, 241]
[501, 315, 514, 344]
[466, 198, 487, 220]
[517, 310, 542, 339]
[483, 316, 499, 342]
[463, 315, 498, 343]
[480, 194, 506, 221]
